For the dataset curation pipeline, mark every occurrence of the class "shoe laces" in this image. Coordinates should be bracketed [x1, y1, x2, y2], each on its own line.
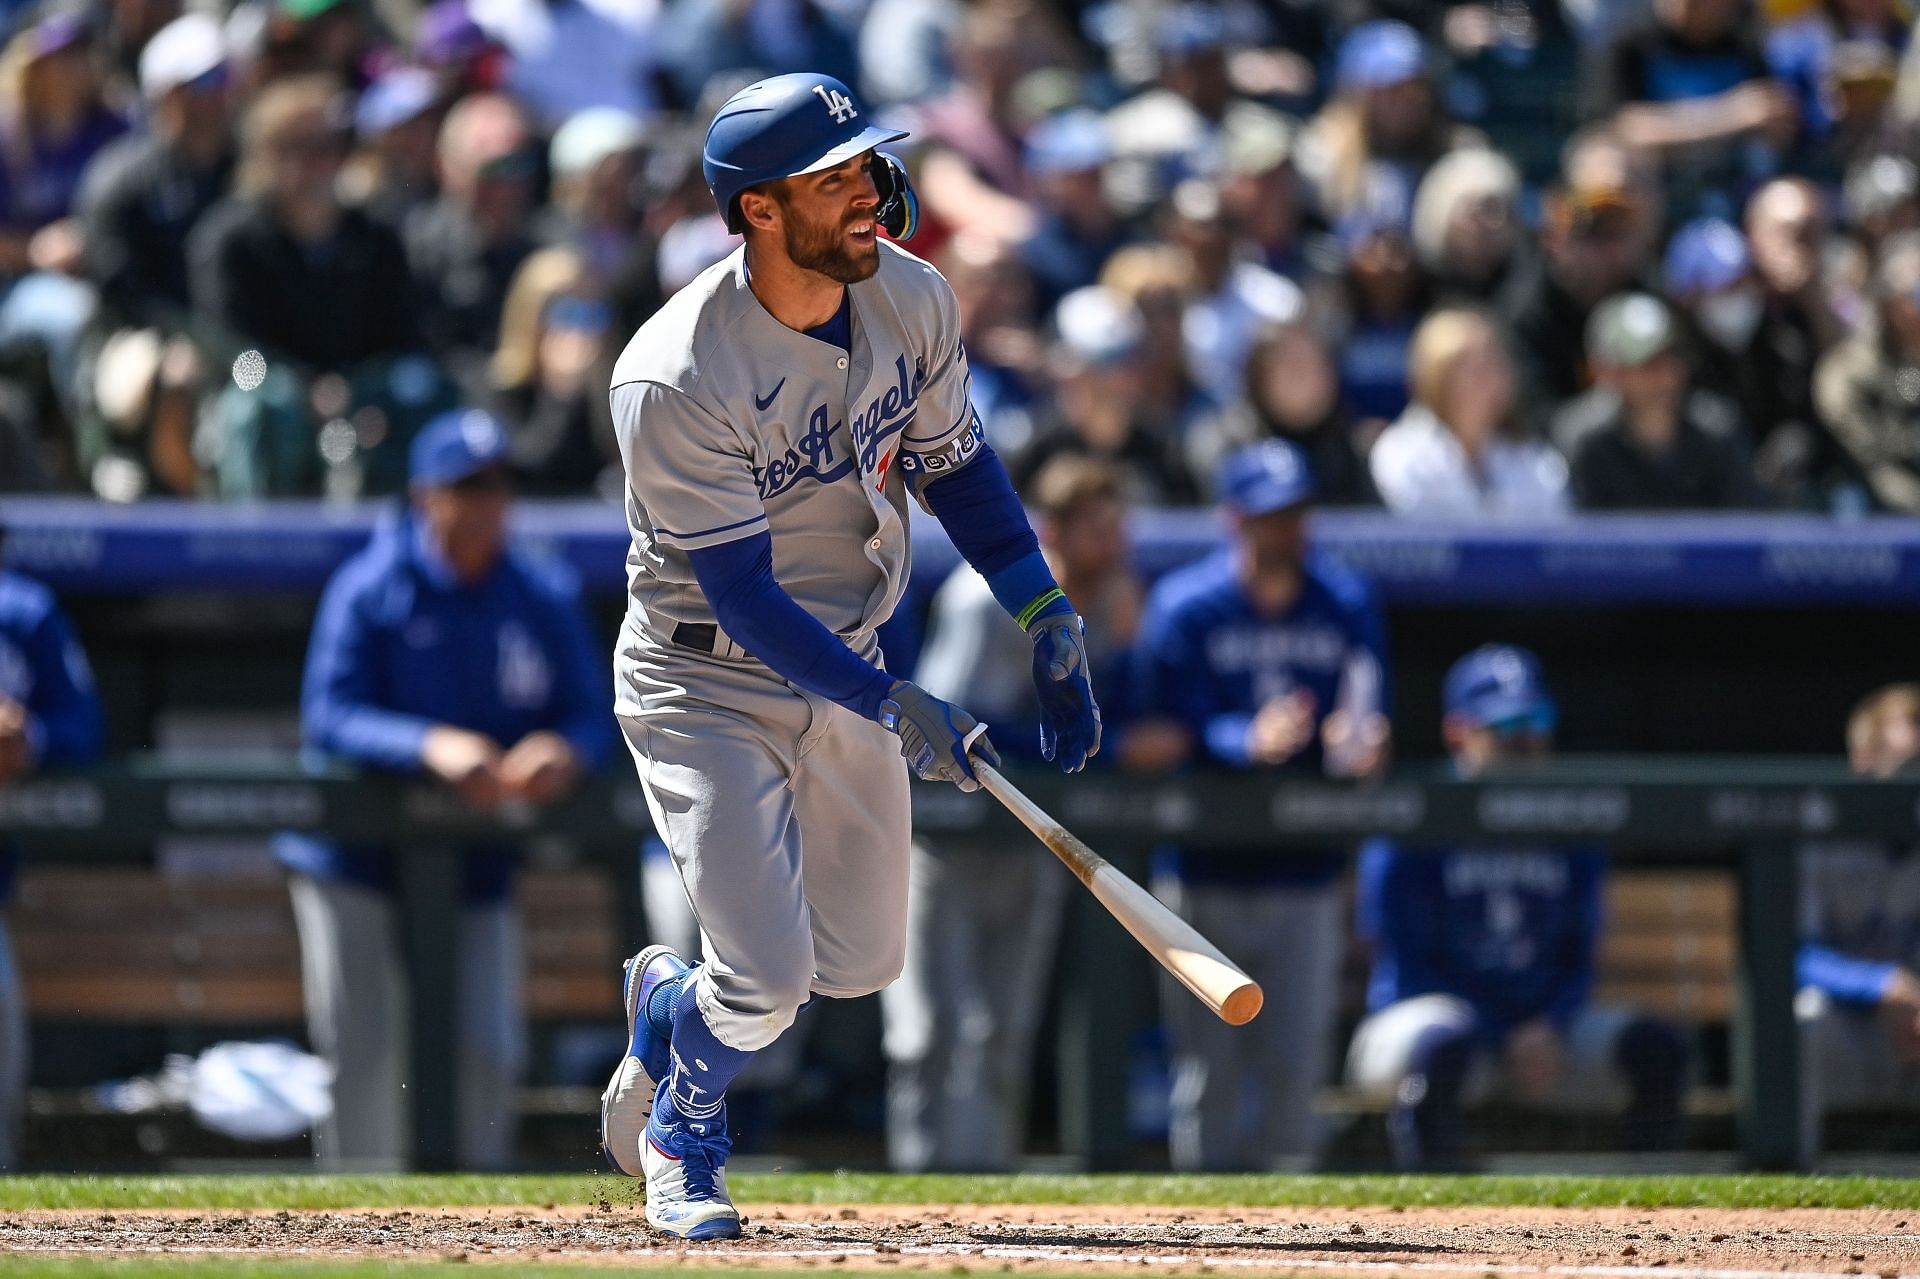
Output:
[675, 1116, 731, 1199]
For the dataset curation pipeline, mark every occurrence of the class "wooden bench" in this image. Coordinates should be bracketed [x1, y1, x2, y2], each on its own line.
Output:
[8, 866, 621, 1025]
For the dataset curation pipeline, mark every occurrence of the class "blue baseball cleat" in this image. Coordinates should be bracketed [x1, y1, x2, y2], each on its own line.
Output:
[643, 1090, 740, 1240]
[599, 943, 690, 1177]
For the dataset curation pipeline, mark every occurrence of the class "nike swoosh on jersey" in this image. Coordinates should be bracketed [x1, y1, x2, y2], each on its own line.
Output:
[754, 379, 786, 411]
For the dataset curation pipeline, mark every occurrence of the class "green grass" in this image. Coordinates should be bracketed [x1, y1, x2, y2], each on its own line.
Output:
[1, 1172, 1918, 1213]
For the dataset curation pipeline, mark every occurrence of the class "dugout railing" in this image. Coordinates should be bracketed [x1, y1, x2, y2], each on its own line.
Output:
[0, 756, 1891, 1173]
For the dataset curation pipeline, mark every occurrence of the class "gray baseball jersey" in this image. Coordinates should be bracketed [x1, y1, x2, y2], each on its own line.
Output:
[609, 239, 985, 683]
[606, 239, 985, 1053]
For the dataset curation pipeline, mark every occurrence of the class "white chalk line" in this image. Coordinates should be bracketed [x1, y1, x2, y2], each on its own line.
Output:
[2, 1237, 1914, 1279]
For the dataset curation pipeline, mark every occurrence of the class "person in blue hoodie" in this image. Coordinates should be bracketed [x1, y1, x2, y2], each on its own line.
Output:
[1347, 645, 1687, 1171]
[1131, 438, 1391, 1171]
[0, 528, 106, 1170]
[275, 408, 613, 1169]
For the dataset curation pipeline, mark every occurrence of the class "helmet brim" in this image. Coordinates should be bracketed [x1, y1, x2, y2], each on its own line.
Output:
[788, 124, 911, 179]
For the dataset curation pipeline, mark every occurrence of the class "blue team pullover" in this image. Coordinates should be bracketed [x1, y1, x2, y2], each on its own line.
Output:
[0, 570, 105, 900]
[273, 514, 615, 902]
[1132, 549, 1388, 885]
[1356, 841, 1605, 1039]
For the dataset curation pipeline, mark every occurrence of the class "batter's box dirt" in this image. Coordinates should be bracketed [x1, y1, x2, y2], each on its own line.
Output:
[2, 1203, 1918, 1276]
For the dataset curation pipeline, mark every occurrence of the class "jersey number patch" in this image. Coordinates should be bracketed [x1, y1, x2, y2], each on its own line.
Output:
[813, 84, 858, 124]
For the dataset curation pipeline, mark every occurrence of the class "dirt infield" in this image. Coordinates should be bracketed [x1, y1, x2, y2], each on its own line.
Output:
[3, 1202, 1918, 1276]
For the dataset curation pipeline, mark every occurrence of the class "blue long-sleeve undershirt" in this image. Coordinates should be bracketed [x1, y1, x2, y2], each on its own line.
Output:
[1798, 943, 1899, 1006]
[920, 446, 1072, 627]
[687, 532, 897, 721]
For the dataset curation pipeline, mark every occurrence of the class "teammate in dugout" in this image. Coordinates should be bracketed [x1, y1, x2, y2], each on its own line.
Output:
[0, 531, 106, 1171]
[277, 409, 614, 1169]
[1130, 438, 1390, 1172]
[598, 73, 1101, 1239]
[1347, 645, 1688, 1171]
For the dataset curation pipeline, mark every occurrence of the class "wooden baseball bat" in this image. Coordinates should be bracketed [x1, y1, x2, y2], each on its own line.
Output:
[970, 758, 1264, 1026]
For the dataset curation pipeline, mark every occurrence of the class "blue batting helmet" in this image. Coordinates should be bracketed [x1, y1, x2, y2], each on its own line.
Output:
[703, 72, 910, 235]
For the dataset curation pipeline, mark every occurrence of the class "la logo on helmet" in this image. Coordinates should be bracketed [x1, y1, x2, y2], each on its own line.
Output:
[813, 83, 858, 124]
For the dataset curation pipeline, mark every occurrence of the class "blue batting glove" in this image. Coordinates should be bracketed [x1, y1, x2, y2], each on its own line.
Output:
[879, 680, 1000, 791]
[1029, 612, 1101, 773]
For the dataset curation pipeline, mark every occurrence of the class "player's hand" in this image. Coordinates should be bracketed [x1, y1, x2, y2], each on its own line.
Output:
[1504, 1018, 1565, 1100]
[1880, 968, 1920, 1065]
[499, 731, 582, 806]
[420, 725, 506, 810]
[1029, 611, 1101, 773]
[1247, 690, 1316, 766]
[879, 680, 1000, 792]
[0, 696, 36, 785]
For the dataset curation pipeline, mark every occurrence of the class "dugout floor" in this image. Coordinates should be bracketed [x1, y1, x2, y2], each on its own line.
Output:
[3, 1203, 1917, 1276]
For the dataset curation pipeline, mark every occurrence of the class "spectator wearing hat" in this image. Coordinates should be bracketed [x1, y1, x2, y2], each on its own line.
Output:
[1218, 102, 1309, 281]
[1131, 438, 1391, 1170]
[405, 93, 539, 386]
[1018, 110, 1134, 314]
[0, 537, 105, 1168]
[1347, 644, 1688, 1172]
[414, 0, 508, 102]
[1412, 147, 1527, 305]
[1814, 230, 1920, 512]
[1796, 681, 1920, 1163]
[1326, 195, 1426, 428]
[0, 8, 127, 251]
[1579, 0, 1795, 188]
[1165, 178, 1303, 408]
[70, 12, 232, 499]
[1553, 292, 1760, 510]
[1300, 19, 1475, 228]
[1190, 320, 1377, 507]
[883, 454, 1142, 1171]
[343, 65, 444, 229]
[537, 107, 648, 281]
[191, 74, 451, 498]
[276, 408, 613, 1168]
[1496, 129, 1663, 428]
[1012, 284, 1199, 506]
[1371, 307, 1570, 518]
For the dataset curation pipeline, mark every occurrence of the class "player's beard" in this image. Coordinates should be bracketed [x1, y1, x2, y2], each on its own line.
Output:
[782, 205, 881, 284]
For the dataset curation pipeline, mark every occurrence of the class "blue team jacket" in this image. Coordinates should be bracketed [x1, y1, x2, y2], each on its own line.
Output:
[0, 570, 106, 901]
[1356, 841, 1605, 1040]
[1132, 549, 1388, 886]
[273, 514, 615, 903]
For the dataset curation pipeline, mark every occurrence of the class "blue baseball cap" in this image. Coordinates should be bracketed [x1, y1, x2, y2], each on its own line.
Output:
[1664, 218, 1749, 296]
[1216, 440, 1316, 515]
[1157, 3, 1228, 57]
[356, 66, 437, 137]
[410, 408, 510, 487]
[1336, 20, 1427, 92]
[1025, 109, 1108, 177]
[1445, 644, 1557, 728]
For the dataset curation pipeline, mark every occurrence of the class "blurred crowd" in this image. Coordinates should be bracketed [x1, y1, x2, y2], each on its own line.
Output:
[0, 0, 1917, 511]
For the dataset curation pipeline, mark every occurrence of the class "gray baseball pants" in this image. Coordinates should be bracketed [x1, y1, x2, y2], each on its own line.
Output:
[881, 839, 1068, 1171]
[288, 873, 524, 1170]
[618, 641, 912, 1053]
[1150, 874, 1346, 1171]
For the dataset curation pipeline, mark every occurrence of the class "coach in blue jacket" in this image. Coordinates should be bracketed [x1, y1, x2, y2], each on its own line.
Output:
[1131, 440, 1391, 1171]
[1347, 645, 1686, 1170]
[0, 536, 106, 1170]
[276, 410, 613, 1170]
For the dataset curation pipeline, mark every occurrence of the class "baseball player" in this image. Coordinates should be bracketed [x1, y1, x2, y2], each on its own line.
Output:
[1346, 645, 1688, 1170]
[598, 73, 1101, 1240]
[1131, 438, 1390, 1171]
[0, 531, 106, 1170]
